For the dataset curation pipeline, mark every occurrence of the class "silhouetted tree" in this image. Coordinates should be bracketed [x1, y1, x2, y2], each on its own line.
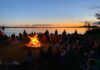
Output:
[84, 21, 91, 27]
[1, 25, 5, 32]
[95, 13, 100, 19]
[95, 13, 100, 25]
[87, 22, 90, 27]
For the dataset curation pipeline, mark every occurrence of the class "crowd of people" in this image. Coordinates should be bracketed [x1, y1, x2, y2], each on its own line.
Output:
[0, 29, 100, 70]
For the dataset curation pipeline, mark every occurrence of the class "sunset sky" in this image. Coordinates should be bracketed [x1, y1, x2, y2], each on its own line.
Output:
[0, 0, 100, 26]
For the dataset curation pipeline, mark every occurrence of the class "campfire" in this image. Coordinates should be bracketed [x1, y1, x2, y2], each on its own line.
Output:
[26, 34, 41, 48]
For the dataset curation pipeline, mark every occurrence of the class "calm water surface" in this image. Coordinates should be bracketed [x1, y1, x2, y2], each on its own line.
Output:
[5, 28, 88, 36]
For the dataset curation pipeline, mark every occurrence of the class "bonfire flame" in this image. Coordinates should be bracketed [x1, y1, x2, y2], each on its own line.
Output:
[26, 34, 41, 48]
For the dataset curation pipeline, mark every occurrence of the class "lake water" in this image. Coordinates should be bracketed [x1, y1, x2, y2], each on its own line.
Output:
[4, 28, 88, 36]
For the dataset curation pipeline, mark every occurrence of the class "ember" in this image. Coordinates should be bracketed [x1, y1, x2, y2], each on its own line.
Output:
[26, 34, 41, 48]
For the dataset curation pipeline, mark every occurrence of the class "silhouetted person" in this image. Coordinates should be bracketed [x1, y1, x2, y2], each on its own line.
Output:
[44, 30, 50, 41]
[55, 29, 58, 35]
[62, 30, 66, 36]
[39, 47, 48, 70]
[23, 49, 36, 70]
[61, 30, 68, 43]
[11, 33, 15, 40]
[23, 30, 27, 37]
[18, 33, 23, 41]
[74, 30, 78, 35]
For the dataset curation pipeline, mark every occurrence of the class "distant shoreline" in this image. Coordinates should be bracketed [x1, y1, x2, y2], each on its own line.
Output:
[0, 26, 99, 28]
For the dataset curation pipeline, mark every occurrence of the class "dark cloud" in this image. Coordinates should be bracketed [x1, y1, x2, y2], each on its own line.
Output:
[91, 6, 100, 9]
[94, 22, 100, 25]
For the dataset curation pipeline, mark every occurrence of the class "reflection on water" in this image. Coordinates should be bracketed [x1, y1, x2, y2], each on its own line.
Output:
[5, 28, 88, 36]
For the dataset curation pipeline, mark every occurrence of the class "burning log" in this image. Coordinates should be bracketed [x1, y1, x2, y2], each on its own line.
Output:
[26, 34, 41, 48]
